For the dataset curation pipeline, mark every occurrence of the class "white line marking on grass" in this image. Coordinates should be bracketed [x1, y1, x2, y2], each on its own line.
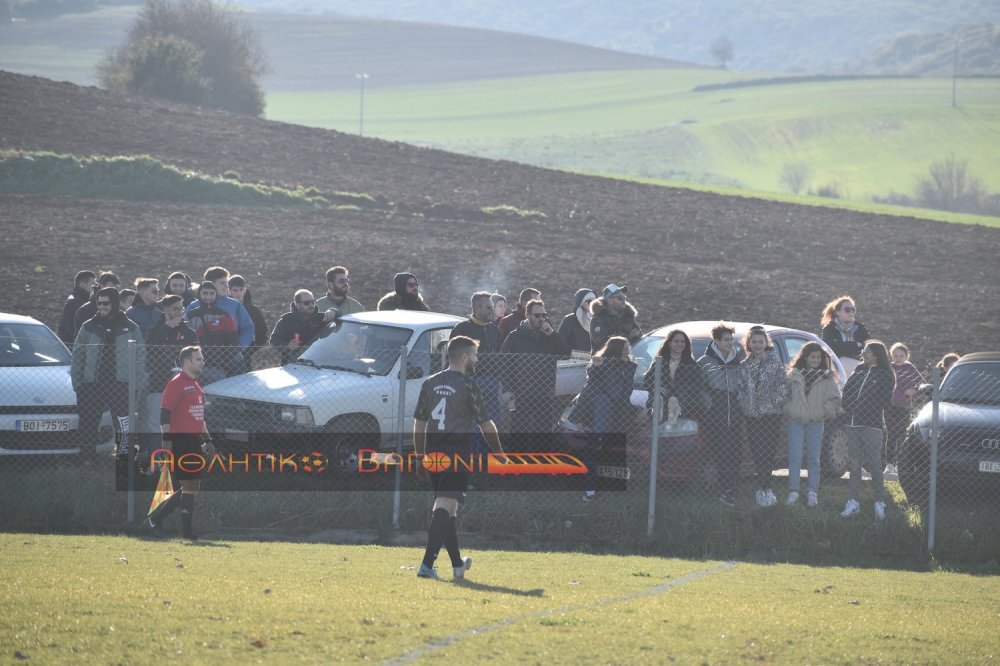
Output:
[384, 560, 738, 665]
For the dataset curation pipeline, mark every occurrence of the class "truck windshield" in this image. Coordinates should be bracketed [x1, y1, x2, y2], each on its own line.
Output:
[299, 321, 412, 376]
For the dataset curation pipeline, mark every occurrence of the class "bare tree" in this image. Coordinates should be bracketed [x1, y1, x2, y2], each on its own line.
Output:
[780, 162, 811, 194]
[916, 155, 984, 213]
[711, 36, 735, 69]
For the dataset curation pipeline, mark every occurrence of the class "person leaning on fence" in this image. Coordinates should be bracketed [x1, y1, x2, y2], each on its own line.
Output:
[557, 288, 596, 353]
[643, 329, 707, 424]
[269, 289, 336, 364]
[145, 345, 214, 541]
[71, 286, 147, 459]
[821, 295, 872, 361]
[413, 336, 505, 580]
[570, 336, 637, 502]
[499, 298, 571, 447]
[315, 266, 364, 316]
[840, 340, 896, 520]
[739, 326, 789, 508]
[697, 322, 744, 507]
[58, 270, 96, 345]
[450, 292, 504, 452]
[589, 284, 642, 353]
[185, 281, 239, 384]
[784, 342, 841, 507]
[885, 342, 925, 478]
[497, 287, 540, 346]
[377, 272, 430, 311]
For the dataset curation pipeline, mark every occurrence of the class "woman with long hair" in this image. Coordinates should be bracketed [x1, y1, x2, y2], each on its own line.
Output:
[886, 342, 925, 477]
[840, 340, 896, 520]
[821, 295, 872, 361]
[784, 342, 841, 507]
[738, 326, 789, 508]
[571, 336, 637, 501]
[643, 329, 706, 424]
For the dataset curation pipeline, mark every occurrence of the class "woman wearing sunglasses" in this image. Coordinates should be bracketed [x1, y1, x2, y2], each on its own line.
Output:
[820, 295, 872, 361]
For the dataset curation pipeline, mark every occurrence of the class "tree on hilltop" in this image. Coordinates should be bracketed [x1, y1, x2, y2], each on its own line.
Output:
[711, 35, 735, 69]
[98, 0, 269, 116]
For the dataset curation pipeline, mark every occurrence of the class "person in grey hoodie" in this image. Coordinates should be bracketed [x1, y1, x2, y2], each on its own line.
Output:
[738, 326, 789, 508]
[697, 322, 744, 506]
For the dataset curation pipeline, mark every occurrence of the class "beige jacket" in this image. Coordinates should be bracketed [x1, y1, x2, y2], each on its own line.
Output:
[784, 369, 842, 423]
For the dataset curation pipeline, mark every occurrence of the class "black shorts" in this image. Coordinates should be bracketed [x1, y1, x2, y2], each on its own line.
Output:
[169, 434, 204, 481]
[429, 471, 468, 500]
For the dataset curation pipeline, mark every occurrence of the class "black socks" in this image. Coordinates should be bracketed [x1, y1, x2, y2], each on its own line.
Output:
[444, 517, 463, 568]
[180, 492, 196, 538]
[422, 508, 450, 569]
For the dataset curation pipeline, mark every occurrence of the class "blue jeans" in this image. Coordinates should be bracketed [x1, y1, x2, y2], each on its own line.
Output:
[787, 420, 824, 493]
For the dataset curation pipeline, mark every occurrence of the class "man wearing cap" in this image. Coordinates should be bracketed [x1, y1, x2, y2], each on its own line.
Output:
[589, 284, 642, 352]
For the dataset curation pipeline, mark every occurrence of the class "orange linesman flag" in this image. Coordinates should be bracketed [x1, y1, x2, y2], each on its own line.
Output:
[148, 465, 174, 516]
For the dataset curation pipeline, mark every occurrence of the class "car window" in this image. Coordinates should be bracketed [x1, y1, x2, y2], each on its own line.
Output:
[940, 363, 1000, 405]
[780, 335, 807, 365]
[0, 323, 71, 366]
[409, 329, 451, 378]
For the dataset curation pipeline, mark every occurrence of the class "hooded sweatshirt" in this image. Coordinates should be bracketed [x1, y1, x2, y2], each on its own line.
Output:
[558, 288, 595, 353]
[377, 273, 429, 311]
[71, 287, 147, 390]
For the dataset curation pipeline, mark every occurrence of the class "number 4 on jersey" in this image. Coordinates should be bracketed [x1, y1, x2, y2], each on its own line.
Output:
[430, 397, 447, 430]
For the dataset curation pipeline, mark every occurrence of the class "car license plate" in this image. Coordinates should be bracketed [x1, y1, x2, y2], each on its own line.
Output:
[978, 461, 1000, 474]
[16, 419, 70, 432]
[225, 428, 249, 442]
[597, 465, 630, 480]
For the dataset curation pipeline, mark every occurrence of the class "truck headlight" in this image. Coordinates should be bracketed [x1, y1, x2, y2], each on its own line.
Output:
[280, 406, 314, 426]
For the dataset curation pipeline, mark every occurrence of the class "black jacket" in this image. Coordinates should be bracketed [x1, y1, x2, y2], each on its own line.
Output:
[269, 303, 328, 364]
[589, 297, 642, 352]
[571, 358, 638, 429]
[146, 316, 199, 391]
[499, 320, 571, 397]
[841, 364, 894, 429]
[59, 285, 92, 344]
[451, 318, 501, 376]
[242, 291, 269, 352]
[558, 313, 591, 353]
[643, 359, 707, 418]
[822, 321, 872, 360]
[73, 292, 100, 340]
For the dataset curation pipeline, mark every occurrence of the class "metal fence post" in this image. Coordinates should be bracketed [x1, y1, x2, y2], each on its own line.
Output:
[127, 339, 137, 525]
[393, 344, 408, 530]
[646, 356, 662, 537]
[928, 366, 941, 553]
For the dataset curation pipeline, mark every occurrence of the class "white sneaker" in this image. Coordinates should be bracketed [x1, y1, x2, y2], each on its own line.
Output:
[883, 463, 898, 479]
[786, 491, 799, 506]
[874, 501, 886, 520]
[755, 489, 767, 507]
[840, 499, 861, 518]
[763, 489, 777, 507]
[667, 396, 680, 424]
[807, 491, 818, 507]
[453, 556, 472, 580]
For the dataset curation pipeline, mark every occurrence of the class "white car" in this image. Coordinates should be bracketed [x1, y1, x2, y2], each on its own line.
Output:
[204, 310, 589, 460]
[0, 313, 80, 457]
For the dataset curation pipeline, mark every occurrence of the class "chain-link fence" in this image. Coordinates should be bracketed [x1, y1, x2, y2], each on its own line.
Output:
[2, 329, 997, 561]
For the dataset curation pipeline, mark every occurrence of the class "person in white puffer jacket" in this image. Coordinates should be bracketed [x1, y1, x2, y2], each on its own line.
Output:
[784, 342, 842, 507]
[739, 326, 790, 508]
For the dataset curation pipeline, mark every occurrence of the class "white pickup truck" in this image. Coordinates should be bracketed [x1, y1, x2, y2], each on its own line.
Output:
[203, 311, 588, 454]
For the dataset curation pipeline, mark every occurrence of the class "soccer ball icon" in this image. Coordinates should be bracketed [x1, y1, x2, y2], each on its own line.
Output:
[422, 451, 451, 473]
[300, 452, 328, 473]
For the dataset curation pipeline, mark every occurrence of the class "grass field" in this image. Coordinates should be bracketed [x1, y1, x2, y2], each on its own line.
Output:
[267, 71, 1000, 207]
[1, 533, 997, 663]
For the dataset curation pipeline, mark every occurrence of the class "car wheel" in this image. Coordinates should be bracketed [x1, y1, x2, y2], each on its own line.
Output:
[898, 432, 929, 507]
[821, 426, 850, 479]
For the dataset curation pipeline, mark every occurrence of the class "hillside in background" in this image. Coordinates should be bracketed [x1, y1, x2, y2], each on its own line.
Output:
[1, 70, 998, 367]
[236, 0, 1000, 73]
[864, 23, 1000, 75]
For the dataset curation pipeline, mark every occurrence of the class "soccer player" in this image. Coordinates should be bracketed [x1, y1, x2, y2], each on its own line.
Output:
[413, 336, 505, 580]
[145, 345, 214, 540]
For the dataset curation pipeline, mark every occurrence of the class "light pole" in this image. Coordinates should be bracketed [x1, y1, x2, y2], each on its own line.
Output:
[355, 73, 369, 136]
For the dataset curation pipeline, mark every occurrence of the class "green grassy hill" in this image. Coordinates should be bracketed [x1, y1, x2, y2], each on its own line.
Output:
[268, 71, 1000, 205]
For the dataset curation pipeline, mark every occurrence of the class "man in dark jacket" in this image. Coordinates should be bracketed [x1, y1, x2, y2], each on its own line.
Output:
[270, 289, 336, 364]
[451, 292, 503, 450]
[497, 287, 540, 346]
[377, 273, 430, 311]
[589, 284, 642, 352]
[696, 322, 745, 507]
[126, 277, 162, 340]
[500, 299, 571, 446]
[58, 270, 96, 345]
[71, 286, 146, 458]
[557, 288, 596, 353]
[73, 272, 121, 339]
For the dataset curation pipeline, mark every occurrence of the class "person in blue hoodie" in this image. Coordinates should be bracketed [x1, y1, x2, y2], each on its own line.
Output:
[184, 266, 255, 364]
[126, 277, 162, 340]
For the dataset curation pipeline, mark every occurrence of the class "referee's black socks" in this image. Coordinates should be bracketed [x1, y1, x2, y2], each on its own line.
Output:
[422, 508, 450, 569]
